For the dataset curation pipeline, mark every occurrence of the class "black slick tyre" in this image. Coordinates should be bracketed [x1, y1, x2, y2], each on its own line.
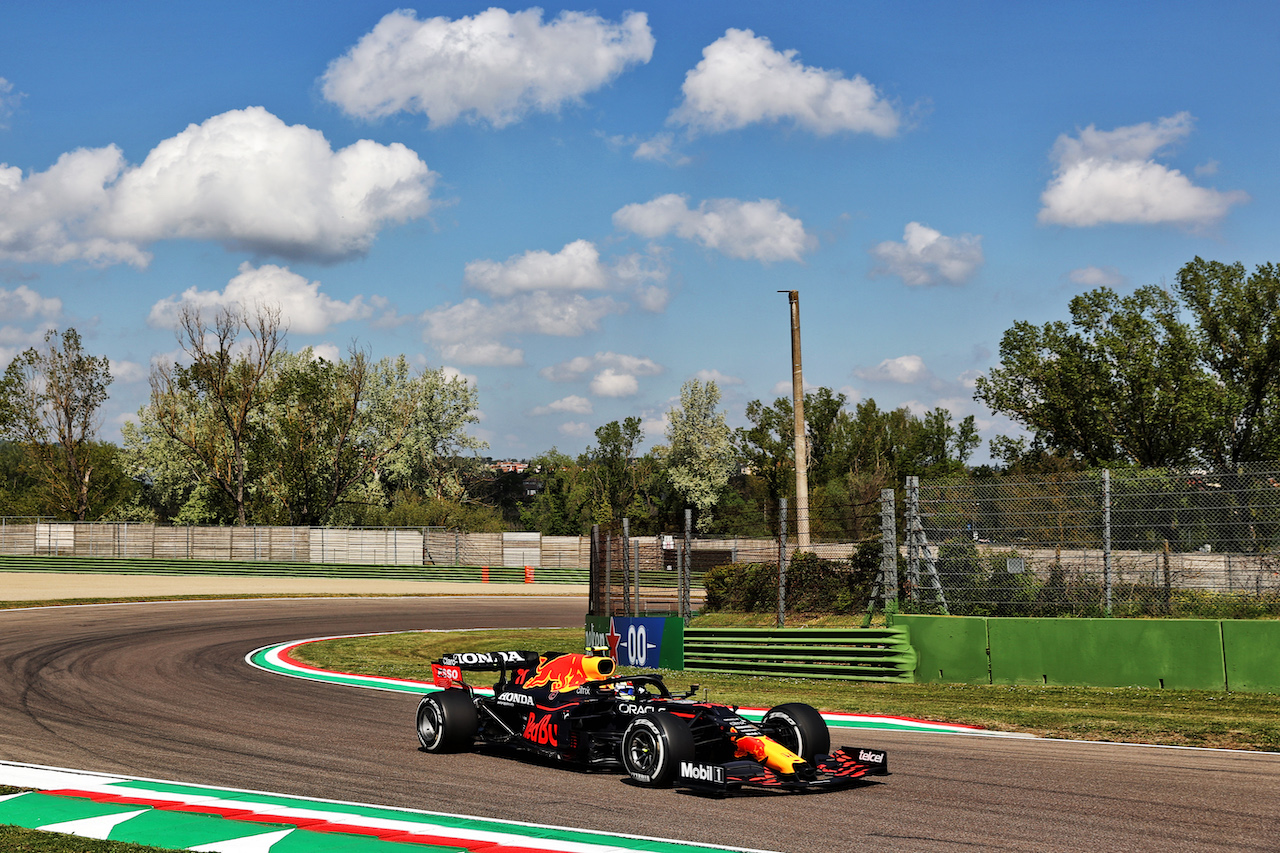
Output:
[621, 712, 694, 786]
[762, 702, 829, 761]
[416, 689, 478, 753]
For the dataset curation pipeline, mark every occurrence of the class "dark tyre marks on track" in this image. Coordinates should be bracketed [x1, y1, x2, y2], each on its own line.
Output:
[1, 597, 1278, 852]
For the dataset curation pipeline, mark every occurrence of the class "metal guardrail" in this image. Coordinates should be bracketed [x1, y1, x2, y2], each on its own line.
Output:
[0, 555, 589, 585]
[683, 627, 917, 682]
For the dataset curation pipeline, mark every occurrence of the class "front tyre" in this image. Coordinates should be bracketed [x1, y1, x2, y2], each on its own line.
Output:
[416, 690, 478, 753]
[762, 702, 829, 761]
[621, 712, 694, 787]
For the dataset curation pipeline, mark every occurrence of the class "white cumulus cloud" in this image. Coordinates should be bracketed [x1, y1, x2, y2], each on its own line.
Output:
[427, 239, 668, 367]
[0, 107, 435, 267]
[611, 248, 671, 312]
[1038, 113, 1247, 227]
[148, 262, 372, 334]
[321, 8, 654, 127]
[671, 28, 900, 137]
[531, 395, 593, 416]
[856, 354, 930, 384]
[870, 222, 983, 286]
[695, 368, 743, 385]
[590, 368, 639, 397]
[108, 358, 148, 384]
[0, 285, 61, 320]
[1068, 266, 1126, 288]
[422, 292, 624, 366]
[441, 366, 478, 388]
[614, 193, 814, 263]
[0, 325, 51, 365]
[541, 351, 663, 382]
[465, 239, 607, 296]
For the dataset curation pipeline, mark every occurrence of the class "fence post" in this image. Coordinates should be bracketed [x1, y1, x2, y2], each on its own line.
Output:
[1103, 468, 1113, 616]
[633, 538, 640, 613]
[683, 508, 693, 621]
[622, 518, 632, 617]
[778, 498, 788, 628]
[608, 531, 618, 615]
[906, 476, 920, 603]
[880, 488, 898, 613]
[590, 524, 599, 616]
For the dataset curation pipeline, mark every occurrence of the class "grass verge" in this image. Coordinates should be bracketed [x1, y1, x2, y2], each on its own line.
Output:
[292, 626, 1280, 752]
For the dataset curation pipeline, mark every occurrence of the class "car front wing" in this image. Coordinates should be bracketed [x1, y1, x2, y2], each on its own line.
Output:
[673, 746, 889, 795]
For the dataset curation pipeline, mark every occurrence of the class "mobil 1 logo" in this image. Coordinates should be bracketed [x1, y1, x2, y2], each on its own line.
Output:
[679, 761, 727, 787]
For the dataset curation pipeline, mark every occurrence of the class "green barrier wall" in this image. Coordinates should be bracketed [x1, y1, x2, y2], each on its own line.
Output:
[893, 615, 989, 684]
[1222, 620, 1280, 692]
[988, 618, 1226, 690]
[897, 615, 1280, 692]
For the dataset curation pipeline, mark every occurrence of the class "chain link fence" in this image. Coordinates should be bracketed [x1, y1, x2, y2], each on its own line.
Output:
[907, 466, 1280, 618]
[592, 496, 888, 620]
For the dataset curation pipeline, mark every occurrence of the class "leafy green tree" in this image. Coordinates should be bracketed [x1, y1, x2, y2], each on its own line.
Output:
[357, 489, 505, 532]
[0, 439, 46, 516]
[519, 449, 591, 535]
[371, 355, 487, 502]
[1174, 257, 1280, 468]
[730, 390, 979, 536]
[912, 408, 980, 476]
[975, 285, 1210, 467]
[146, 305, 283, 525]
[582, 417, 643, 527]
[735, 394, 796, 515]
[663, 379, 734, 530]
[0, 328, 114, 520]
[255, 351, 485, 525]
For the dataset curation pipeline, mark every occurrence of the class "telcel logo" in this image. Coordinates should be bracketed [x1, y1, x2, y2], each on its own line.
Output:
[858, 749, 885, 764]
[679, 761, 726, 784]
[498, 691, 534, 706]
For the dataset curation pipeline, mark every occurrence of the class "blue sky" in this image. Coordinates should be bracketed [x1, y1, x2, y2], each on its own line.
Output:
[2, 2, 1277, 462]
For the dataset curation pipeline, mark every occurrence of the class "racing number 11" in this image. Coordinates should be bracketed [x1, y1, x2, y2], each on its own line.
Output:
[523, 712, 557, 746]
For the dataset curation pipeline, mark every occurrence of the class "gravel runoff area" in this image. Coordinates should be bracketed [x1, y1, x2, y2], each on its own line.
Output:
[0, 571, 589, 602]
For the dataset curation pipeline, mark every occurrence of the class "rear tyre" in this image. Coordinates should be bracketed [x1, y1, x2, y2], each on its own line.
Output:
[416, 690, 478, 753]
[762, 702, 829, 761]
[621, 712, 694, 786]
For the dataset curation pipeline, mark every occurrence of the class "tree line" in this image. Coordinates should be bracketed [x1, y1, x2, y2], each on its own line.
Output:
[5, 256, 1270, 533]
[0, 313, 976, 534]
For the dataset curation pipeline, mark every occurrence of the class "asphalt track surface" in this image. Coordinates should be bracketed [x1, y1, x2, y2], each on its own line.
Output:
[1, 596, 1278, 853]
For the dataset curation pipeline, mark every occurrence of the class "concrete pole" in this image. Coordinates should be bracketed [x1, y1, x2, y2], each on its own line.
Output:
[782, 290, 811, 548]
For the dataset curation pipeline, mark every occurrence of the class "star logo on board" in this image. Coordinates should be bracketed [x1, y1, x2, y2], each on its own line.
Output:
[606, 617, 622, 660]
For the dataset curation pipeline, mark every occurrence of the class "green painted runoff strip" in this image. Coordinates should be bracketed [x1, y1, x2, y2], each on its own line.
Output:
[0, 762, 780, 853]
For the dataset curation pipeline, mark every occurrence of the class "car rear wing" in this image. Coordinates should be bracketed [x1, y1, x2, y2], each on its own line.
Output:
[432, 650, 543, 689]
[438, 650, 542, 670]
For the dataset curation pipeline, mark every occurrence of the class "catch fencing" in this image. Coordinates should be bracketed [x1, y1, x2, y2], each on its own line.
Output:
[907, 466, 1280, 618]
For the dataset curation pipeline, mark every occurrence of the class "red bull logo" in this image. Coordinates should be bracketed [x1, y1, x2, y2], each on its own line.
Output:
[522, 653, 615, 694]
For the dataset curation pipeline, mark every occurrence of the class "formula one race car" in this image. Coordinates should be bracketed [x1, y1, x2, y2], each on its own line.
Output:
[415, 649, 889, 794]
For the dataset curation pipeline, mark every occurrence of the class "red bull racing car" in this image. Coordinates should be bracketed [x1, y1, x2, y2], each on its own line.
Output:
[415, 649, 889, 794]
